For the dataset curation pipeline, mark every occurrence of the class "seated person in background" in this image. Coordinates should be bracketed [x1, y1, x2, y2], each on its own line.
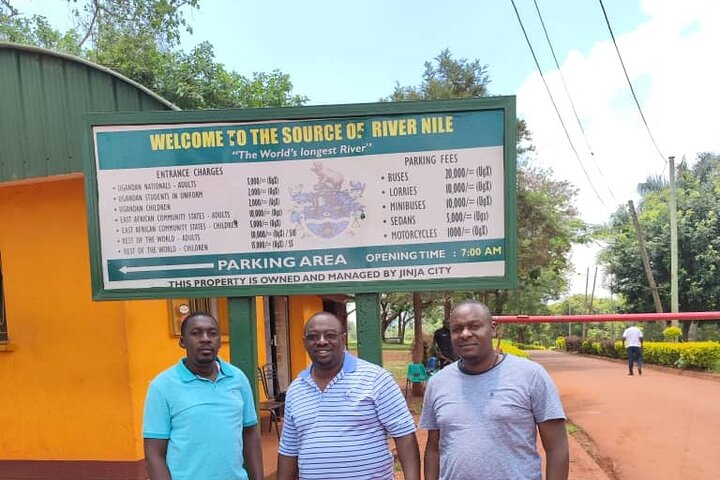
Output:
[432, 319, 458, 368]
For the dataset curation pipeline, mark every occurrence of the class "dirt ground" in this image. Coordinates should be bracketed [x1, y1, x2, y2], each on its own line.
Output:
[263, 349, 720, 479]
[531, 350, 720, 480]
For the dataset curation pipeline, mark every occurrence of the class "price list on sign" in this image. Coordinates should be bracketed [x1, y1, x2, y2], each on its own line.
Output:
[444, 164, 494, 240]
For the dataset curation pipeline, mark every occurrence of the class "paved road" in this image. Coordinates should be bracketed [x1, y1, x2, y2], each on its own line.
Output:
[531, 350, 720, 480]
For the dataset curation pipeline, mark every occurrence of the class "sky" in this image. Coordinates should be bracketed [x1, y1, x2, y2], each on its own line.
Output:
[15, 0, 720, 295]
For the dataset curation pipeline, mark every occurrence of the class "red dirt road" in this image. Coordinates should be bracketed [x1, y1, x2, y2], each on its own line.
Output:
[531, 350, 720, 480]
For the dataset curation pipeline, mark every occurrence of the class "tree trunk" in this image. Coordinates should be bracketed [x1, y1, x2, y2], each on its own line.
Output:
[411, 292, 424, 397]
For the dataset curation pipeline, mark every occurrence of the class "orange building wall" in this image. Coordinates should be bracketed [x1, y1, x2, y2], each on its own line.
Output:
[0, 177, 309, 462]
[0, 178, 135, 460]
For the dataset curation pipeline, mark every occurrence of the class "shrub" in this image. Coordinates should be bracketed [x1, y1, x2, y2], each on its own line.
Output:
[580, 340, 594, 354]
[597, 339, 619, 358]
[555, 336, 566, 350]
[497, 340, 529, 358]
[564, 335, 582, 352]
[663, 326, 683, 342]
[513, 342, 547, 351]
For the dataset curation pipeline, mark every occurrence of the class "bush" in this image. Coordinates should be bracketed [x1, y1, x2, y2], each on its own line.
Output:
[642, 342, 720, 369]
[663, 326, 683, 342]
[555, 336, 566, 350]
[497, 340, 529, 358]
[580, 340, 594, 354]
[597, 339, 619, 358]
[513, 342, 547, 351]
[564, 335, 582, 352]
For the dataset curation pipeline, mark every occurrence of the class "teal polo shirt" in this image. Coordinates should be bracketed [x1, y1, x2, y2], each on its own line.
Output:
[143, 358, 257, 480]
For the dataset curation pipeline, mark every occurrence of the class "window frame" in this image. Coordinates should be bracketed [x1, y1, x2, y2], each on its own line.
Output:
[0, 253, 8, 343]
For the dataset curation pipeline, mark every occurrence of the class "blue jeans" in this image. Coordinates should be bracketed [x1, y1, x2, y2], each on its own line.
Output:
[627, 346, 643, 372]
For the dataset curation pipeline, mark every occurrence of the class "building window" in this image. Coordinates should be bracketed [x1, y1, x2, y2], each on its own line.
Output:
[0, 254, 8, 343]
[168, 298, 227, 337]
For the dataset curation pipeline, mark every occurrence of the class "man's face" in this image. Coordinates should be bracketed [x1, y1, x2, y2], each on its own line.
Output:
[449, 304, 495, 363]
[304, 314, 346, 371]
[180, 315, 221, 366]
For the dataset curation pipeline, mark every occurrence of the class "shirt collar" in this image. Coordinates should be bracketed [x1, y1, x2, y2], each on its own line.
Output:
[177, 357, 233, 383]
[299, 351, 357, 380]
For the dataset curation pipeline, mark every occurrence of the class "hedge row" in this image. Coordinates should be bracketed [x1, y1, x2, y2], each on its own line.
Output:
[556, 336, 720, 370]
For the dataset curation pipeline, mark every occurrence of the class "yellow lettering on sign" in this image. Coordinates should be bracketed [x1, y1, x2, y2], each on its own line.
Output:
[148, 130, 224, 150]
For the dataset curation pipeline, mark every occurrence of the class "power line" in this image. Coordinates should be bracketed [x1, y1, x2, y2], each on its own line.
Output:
[510, 0, 610, 212]
[532, 0, 618, 204]
[598, 0, 667, 165]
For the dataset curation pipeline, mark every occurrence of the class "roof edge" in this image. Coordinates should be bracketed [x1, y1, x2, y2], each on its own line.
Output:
[0, 41, 180, 111]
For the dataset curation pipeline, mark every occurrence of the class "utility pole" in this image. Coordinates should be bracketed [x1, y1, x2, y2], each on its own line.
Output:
[668, 156, 680, 328]
[582, 267, 589, 338]
[628, 200, 665, 324]
[589, 266, 598, 313]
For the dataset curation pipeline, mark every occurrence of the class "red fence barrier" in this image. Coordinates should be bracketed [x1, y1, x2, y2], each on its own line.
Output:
[492, 312, 720, 324]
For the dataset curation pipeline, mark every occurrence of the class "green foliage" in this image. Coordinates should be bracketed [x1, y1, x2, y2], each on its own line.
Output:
[590, 340, 619, 358]
[388, 49, 491, 101]
[563, 335, 583, 352]
[663, 326, 683, 342]
[601, 153, 720, 332]
[512, 342, 547, 351]
[555, 336, 566, 350]
[382, 49, 587, 326]
[1, 1, 307, 109]
[617, 341, 720, 370]
[498, 340, 529, 358]
[580, 339, 594, 354]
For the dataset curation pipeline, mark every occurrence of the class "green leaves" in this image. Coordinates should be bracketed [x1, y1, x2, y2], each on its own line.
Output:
[1, 1, 306, 110]
[603, 153, 720, 313]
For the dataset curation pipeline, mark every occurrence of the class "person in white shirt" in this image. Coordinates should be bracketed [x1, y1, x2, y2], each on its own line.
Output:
[622, 323, 644, 375]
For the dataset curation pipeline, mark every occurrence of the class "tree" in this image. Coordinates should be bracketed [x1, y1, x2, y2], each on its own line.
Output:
[0, 0, 307, 109]
[600, 153, 720, 339]
[386, 50, 586, 351]
[387, 49, 534, 155]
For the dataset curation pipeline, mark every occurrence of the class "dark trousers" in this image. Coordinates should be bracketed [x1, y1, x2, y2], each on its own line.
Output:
[627, 346, 643, 373]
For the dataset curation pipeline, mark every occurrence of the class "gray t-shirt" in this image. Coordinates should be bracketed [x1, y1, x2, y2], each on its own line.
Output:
[419, 354, 566, 480]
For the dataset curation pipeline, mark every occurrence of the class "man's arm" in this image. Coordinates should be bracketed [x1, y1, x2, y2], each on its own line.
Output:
[242, 424, 264, 480]
[394, 432, 421, 480]
[143, 438, 171, 480]
[538, 419, 569, 480]
[277, 453, 299, 480]
[423, 429, 441, 480]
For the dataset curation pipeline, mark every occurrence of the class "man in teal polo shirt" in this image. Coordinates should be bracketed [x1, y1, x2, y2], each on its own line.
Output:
[143, 312, 264, 480]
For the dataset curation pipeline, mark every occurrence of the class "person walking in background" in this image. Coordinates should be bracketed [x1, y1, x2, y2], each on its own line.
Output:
[432, 318, 458, 368]
[143, 312, 264, 480]
[420, 300, 569, 480]
[277, 311, 420, 480]
[622, 322, 644, 375]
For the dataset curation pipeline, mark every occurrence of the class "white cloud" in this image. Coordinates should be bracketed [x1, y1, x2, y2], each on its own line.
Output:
[517, 1, 720, 293]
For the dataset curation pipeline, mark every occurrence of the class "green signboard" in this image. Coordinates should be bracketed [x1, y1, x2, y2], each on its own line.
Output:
[85, 98, 517, 299]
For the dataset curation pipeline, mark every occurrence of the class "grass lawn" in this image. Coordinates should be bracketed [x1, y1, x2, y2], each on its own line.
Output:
[348, 342, 413, 383]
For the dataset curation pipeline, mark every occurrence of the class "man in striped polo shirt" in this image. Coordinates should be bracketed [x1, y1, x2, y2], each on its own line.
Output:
[277, 311, 420, 480]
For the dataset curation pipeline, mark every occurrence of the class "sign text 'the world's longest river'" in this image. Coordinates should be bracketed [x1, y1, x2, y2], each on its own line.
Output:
[93, 110, 506, 290]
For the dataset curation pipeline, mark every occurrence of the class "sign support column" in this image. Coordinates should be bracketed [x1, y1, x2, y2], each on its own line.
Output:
[229, 296, 259, 405]
[355, 292, 382, 366]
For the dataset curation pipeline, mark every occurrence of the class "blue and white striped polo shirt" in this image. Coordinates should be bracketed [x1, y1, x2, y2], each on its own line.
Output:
[279, 352, 416, 479]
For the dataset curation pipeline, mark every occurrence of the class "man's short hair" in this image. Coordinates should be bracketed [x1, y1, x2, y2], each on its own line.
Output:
[180, 311, 217, 336]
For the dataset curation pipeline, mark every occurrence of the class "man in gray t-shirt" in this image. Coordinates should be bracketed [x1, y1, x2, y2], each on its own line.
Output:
[419, 300, 568, 480]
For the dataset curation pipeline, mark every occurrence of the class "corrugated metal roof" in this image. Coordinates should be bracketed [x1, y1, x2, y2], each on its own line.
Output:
[0, 42, 178, 183]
